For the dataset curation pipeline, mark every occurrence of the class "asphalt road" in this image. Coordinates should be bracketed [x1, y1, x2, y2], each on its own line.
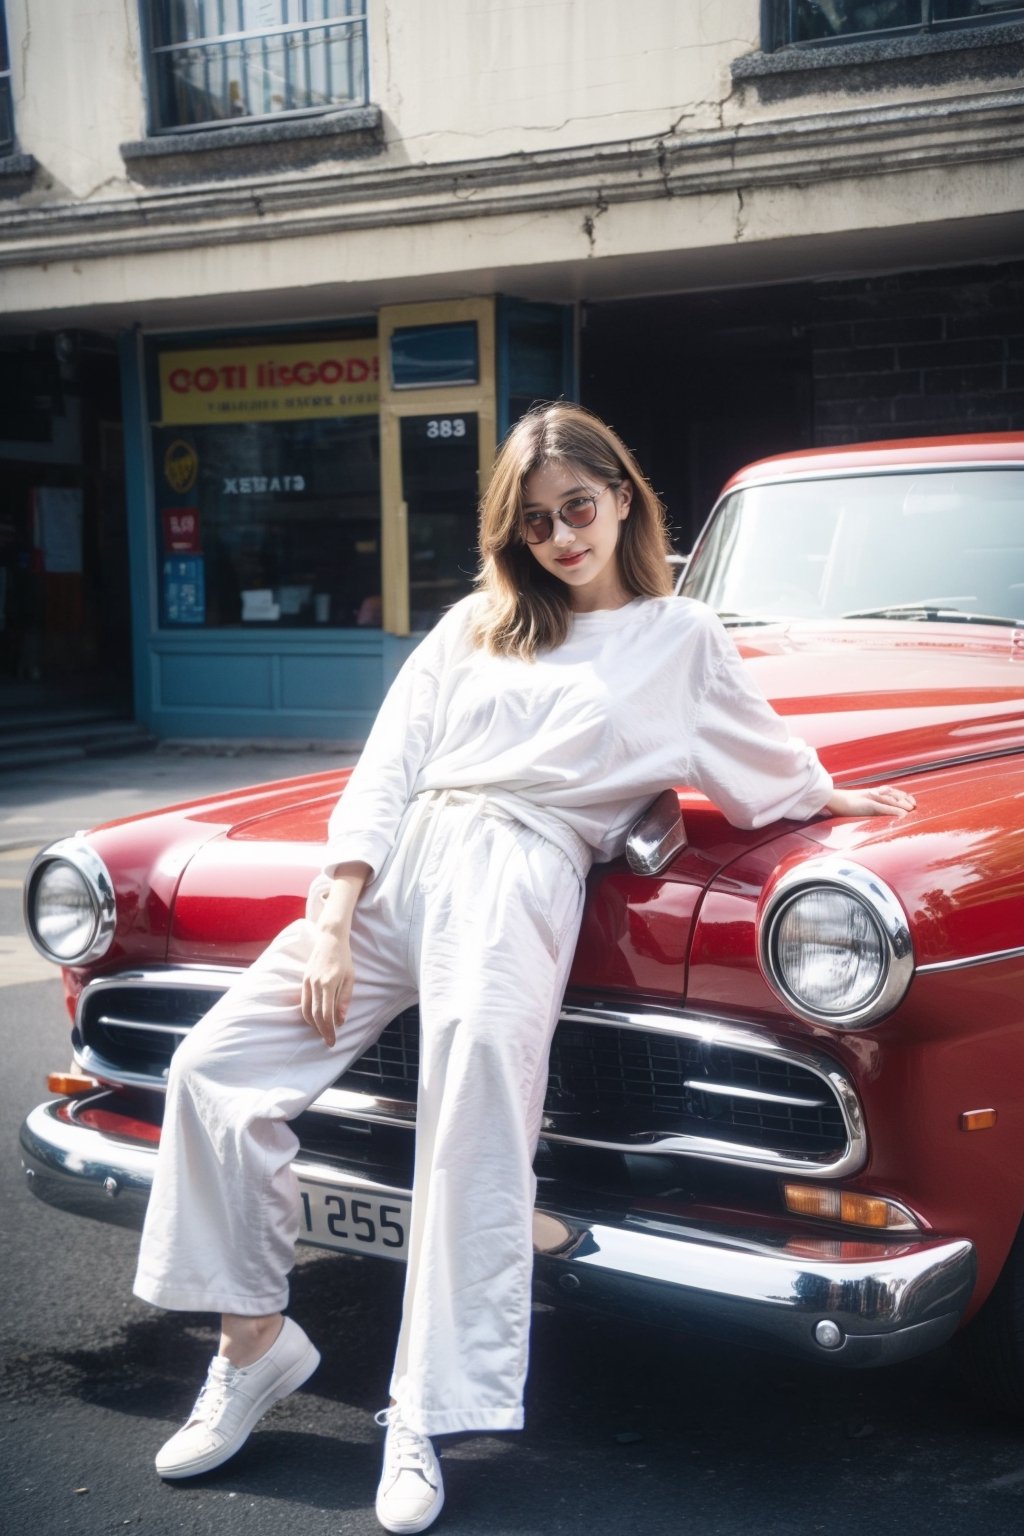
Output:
[4, 753, 1024, 1535]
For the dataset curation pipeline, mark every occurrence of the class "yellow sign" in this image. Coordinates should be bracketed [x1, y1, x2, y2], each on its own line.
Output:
[158, 340, 380, 425]
[163, 438, 198, 493]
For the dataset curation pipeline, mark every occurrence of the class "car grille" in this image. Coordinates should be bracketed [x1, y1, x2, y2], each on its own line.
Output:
[75, 972, 858, 1171]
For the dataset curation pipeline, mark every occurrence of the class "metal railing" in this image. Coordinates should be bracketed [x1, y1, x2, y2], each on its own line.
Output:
[143, 1, 368, 133]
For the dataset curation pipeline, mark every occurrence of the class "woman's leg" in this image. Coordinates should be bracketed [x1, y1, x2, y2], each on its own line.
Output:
[135, 884, 417, 1480]
[218, 1313, 284, 1367]
[134, 899, 416, 1317]
[387, 810, 585, 1439]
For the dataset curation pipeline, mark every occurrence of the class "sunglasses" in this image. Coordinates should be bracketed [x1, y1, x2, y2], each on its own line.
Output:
[522, 487, 608, 545]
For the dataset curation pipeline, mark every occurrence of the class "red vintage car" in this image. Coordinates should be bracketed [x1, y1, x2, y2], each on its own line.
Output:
[20, 433, 1024, 1409]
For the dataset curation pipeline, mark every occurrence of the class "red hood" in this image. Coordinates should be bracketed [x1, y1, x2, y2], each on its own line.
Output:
[84, 769, 350, 971]
[85, 621, 1024, 998]
[166, 788, 792, 982]
[735, 621, 1024, 780]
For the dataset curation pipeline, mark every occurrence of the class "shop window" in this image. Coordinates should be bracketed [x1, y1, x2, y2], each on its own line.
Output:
[389, 325, 480, 390]
[766, 0, 1024, 45]
[0, 5, 14, 155]
[141, 1, 368, 133]
[150, 332, 382, 629]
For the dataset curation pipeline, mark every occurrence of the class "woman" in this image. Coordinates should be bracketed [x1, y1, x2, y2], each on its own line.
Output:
[134, 403, 914, 1534]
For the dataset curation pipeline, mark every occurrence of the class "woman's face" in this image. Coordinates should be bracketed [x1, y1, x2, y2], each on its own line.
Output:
[520, 459, 632, 611]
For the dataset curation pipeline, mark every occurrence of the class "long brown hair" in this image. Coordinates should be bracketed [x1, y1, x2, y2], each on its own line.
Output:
[472, 402, 673, 658]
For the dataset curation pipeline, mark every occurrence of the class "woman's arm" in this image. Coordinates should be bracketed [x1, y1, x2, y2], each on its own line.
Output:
[321, 598, 472, 882]
[301, 861, 371, 1047]
[684, 609, 918, 826]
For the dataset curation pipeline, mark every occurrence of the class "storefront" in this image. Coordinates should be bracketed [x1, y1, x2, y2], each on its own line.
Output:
[125, 298, 572, 740]
[0, 333, 131, 714]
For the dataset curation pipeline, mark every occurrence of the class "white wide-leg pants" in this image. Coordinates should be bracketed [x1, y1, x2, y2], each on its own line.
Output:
[133, 793, 587, 1437]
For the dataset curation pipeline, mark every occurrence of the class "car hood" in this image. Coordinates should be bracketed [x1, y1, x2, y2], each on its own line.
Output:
[166, 788, 802, 992]
[143, 621, 1024, 997]
[83, 770, 349, 972]
[734, 621, 1024, 779]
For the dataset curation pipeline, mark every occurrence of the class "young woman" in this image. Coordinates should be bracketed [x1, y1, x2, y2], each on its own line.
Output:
[133, 403, 914, 1534]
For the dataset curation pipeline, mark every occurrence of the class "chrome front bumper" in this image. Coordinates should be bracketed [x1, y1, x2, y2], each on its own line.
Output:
[20, 1096, 975, 1369]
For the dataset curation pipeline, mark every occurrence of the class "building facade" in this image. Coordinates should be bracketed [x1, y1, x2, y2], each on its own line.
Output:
[0, 1, 1022, 740]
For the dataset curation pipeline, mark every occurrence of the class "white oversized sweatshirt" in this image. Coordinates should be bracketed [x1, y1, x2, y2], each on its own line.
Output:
[323, 595, 832, 883]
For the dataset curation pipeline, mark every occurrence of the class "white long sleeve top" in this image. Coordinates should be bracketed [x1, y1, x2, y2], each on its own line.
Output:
[323, 595, 832, 883]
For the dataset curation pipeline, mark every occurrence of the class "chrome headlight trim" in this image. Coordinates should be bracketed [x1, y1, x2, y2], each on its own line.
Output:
[760, 857, 914, 1029]
[23, 835, 116, 966]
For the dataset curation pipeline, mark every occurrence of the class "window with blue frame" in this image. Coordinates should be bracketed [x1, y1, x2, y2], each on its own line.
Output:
[389, 324, 481, 390]
[767, 0, 1024, 46]
[0, 5, 14, 155]
[141, 1, 368, 133]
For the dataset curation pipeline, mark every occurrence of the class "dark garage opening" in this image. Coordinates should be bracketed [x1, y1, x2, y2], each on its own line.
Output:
[580, 286, 814, 553]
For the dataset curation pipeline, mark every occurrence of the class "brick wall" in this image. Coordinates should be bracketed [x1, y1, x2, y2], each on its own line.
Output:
[810, 262, 1024, 446]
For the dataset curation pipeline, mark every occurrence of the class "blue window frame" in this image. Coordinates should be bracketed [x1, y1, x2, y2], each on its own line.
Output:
[140, 1, 368, 134]
[389, 324, 481, 390]
[765, 0, 1024, 47]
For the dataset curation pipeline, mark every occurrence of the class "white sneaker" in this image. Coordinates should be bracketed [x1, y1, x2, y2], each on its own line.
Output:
[155, 1317, 320, 1479]
[374, 1407, 445, 1534]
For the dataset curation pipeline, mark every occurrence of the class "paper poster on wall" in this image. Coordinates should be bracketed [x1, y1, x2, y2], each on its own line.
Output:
[161, 508, 202, 554]
[163, 556, 205, 625]
[33, 487, 84, 573]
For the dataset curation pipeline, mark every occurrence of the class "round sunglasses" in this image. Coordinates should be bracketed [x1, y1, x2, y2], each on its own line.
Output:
[522, 487, 608, 545]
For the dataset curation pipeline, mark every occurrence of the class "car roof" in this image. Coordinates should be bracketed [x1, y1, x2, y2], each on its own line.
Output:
[721, 432, 1024, 495]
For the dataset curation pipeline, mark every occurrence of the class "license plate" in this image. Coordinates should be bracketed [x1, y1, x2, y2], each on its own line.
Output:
[298, 1179, 410, 1260]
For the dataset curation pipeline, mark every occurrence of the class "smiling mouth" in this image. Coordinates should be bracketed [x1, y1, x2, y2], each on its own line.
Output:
[555, 551, 588, 567]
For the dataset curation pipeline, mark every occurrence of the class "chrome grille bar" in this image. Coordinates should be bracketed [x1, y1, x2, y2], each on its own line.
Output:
[73, 970, 865, 1177]
[683, 1079, 829, 1108]
[95, 1014, 192, 1037]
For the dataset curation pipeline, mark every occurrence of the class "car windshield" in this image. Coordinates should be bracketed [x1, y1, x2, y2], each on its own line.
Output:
[680, 468, 1024, 627]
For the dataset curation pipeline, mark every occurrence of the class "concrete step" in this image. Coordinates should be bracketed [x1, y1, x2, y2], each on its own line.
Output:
[1, 705, 135, 731]
[3, 718, 142, 750]
[0, 715, 156, 773]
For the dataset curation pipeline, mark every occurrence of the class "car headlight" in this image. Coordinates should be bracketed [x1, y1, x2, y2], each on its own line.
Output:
[760, 858, 913, 1028]
[24, 836, 116, 965]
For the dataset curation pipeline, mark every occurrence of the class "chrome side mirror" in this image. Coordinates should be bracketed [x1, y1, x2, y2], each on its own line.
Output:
[667, 553, 689, 595]
[625, 789, 687, 875]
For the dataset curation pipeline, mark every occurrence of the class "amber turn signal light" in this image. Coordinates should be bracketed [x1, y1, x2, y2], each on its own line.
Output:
[47, 1071, 97, 1095]
[783, 1183, 919, 1232]
[960, 1108, 997, 1131]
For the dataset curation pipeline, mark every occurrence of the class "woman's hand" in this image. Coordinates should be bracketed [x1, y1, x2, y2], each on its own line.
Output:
[825, 784, 916, 818]
[301, 926, 355, 1048]
[301, 861, 371, 1048]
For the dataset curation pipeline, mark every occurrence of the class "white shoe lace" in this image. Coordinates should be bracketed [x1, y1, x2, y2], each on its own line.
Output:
[186, 1363, 237, 1432]
[374, 1407, 436, 1483]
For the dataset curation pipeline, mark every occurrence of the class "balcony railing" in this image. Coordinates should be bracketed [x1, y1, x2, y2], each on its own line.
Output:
[143, 1, 368, 133]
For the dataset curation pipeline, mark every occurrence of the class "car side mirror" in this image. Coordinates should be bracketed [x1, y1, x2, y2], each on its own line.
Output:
[667, 553, 689, 595]
[625, 788, 687, 875]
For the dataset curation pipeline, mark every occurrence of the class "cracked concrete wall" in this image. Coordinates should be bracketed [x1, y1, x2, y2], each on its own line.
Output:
[372, 0, 754, 160]
[2, 0, 1022, 327]
[6, 0, 758, 202]
[7, 0, 1022, 210]
[7, 0, 143, 201]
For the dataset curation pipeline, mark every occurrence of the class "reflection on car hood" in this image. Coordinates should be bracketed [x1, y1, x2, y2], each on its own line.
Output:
[154, 620, 1024, 992]
[734, 620, 1024, 780]
[84, 770, 350, 970]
